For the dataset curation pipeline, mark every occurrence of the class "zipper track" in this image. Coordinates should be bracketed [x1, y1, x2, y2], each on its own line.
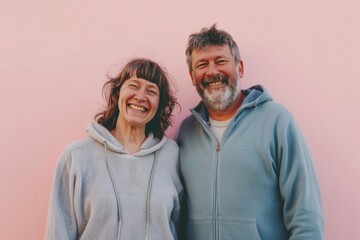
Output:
[191, 98, 255, 240]
[214, 143, 220, 240]
[193, 114, 221, 240]
[192, 110, 245, 240]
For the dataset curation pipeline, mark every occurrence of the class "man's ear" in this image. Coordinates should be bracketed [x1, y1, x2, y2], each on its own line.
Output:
[189, 71, 196, 85]
[238, 60, 244, 78]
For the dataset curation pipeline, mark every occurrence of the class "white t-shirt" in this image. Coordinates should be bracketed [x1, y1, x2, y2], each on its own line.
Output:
[209, 117, 233, 141]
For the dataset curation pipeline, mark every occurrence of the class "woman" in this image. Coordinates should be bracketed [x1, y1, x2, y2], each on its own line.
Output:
[45, 58, 183, 240]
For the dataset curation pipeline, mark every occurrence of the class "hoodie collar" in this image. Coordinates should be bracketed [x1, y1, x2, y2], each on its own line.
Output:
[87, 122, 167, 156]
[191, 85, 272, 120]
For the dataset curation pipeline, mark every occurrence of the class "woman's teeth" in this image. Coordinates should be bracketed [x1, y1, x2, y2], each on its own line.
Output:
[129, 104, 146, 112]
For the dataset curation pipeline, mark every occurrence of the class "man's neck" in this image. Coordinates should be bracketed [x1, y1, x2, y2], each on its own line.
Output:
[208, 93, 245, 121]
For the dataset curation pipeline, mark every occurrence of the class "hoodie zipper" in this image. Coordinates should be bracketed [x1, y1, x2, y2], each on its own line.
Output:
[192, 115, 222, 240]
[192, 105, 255, 240]
[214, 142, 220, 240]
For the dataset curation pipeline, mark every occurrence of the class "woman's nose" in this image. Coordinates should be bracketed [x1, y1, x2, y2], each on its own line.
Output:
[134, 89, 146, 100]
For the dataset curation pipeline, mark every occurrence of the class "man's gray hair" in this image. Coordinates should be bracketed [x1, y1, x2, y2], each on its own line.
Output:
[185, 24, 241, 71]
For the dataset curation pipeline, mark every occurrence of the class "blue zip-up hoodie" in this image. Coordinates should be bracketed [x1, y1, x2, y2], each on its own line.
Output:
[176, 85, 323, 240]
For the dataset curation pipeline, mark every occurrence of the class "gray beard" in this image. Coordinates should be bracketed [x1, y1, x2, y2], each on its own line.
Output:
[197, 80, 241, 111]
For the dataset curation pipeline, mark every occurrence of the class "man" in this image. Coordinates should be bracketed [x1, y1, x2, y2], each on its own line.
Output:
[176, 25, 324, 240]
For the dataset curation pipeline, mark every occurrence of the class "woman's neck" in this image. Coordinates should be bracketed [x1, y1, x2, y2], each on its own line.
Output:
[111, 121, 146, 154]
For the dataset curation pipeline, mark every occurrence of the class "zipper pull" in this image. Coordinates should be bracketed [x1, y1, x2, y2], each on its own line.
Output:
[216, 144, 220, 152]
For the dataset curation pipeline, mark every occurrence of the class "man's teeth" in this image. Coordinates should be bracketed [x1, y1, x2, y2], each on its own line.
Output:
[208, 81, 223, 87]
[129, 104, 146, 112]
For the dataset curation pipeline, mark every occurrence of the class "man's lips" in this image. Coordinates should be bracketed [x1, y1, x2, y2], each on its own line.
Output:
[202, 75, 228, 88]
[207, 81, 224, 87]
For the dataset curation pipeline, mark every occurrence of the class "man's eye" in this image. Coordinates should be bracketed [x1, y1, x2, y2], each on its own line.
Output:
[217, 60, 228, 65]
[196, 63, 207, 69]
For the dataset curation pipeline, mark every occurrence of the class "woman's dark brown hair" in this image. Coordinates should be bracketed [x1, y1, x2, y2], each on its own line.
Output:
[95, 58, 178, 138]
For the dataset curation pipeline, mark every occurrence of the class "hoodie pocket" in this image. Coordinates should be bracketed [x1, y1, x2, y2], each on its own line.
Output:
[186, 216, 213, 240]
[218, 217, 261, 240]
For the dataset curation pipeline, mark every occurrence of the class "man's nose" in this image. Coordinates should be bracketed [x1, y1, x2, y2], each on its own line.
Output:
[205, 62, 219, 77]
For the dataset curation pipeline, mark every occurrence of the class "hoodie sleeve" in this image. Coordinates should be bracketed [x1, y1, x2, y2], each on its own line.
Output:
[278, 116, 324, 240]
[45, 148, 78, 240]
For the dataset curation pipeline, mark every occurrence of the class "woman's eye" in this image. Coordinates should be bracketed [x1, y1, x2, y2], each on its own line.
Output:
[128, 84, 138, 89]
[147, 90, 158, 96]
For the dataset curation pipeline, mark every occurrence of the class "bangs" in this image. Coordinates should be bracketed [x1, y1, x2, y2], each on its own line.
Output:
[125, 59, 164, 86]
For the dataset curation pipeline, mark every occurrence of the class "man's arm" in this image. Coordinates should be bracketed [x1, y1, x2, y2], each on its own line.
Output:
[278, 117, 324, 240]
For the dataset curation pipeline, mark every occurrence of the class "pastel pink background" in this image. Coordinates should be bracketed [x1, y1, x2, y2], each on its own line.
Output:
[1, 0, 359, 239]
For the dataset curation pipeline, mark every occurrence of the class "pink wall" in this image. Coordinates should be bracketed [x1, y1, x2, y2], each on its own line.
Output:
[1, 0, 359, 239]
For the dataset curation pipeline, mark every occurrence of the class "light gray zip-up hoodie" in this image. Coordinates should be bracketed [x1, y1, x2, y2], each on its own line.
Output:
[45, 122, 183, 240]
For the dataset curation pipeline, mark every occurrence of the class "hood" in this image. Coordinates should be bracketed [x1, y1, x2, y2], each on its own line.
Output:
[241, 85, 272, 107]
[86, 122, 167, 157]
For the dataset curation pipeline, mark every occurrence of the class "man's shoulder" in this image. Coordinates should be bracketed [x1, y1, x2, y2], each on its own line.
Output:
[178, 114, 198, 131]
[175, 114, 200, 142]
[261, 101, 293, 119]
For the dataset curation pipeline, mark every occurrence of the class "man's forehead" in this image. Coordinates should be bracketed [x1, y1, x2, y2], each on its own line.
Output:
[192, 45, 232, 60]
[193, 44, 230, 53]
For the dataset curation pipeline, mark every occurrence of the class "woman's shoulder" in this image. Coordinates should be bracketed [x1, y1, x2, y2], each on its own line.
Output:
[161, 136, 179, 151]
[62, 137, 96, 153]
[55, 137, 100, 169]
[57, 137, 100, 164]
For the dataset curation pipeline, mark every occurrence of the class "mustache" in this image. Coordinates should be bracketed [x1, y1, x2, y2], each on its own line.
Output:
[201, 74, 228, 87]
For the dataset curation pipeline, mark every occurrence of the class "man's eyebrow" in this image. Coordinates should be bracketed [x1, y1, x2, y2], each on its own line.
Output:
[193, 59, 207, 65]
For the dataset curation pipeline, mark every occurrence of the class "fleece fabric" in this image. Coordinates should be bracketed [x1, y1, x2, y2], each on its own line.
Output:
[176, 85, 323, 240]
[45, 122, 183, 240]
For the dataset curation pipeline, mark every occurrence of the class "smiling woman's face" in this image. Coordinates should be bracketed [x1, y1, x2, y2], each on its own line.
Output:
[117, 75, 160, 129]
